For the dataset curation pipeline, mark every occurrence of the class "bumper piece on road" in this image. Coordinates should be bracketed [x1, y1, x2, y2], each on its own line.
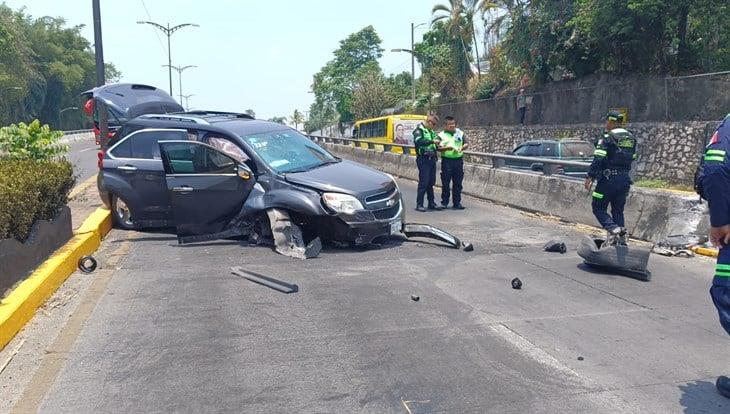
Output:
[577, 236, 651, 281]
[402, 223, 463, 249]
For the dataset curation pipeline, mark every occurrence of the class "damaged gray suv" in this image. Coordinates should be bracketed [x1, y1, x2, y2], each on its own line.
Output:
[97, 111, 405, 256]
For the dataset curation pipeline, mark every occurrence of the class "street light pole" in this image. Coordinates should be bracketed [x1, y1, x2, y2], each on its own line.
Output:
[162, 65, 197, 104]
[137, 21, 199, 96]
[181, 94, 194, 111]
[92, 0, 109, 149]
[394, 23, 427, 106]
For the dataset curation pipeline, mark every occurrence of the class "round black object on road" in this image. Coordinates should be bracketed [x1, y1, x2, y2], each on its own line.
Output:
[411, 294, 420, 302]
[577, 356, 585, 361]
[78, 255, 98, 273]
[463, 242, 474, 252]
[511, 277, 522, 290]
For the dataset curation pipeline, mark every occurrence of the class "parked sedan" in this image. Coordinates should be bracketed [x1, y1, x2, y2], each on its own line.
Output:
[506, 139, 594, 177]
[97, 111, 404, 248]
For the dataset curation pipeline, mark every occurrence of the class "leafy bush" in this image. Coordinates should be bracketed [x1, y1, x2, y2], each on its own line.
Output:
[0, 159, 75, 241]
[0, 119, 68, 160]
[472, 79, 496, 100]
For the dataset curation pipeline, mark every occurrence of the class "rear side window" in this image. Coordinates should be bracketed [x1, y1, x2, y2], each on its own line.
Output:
[130, 130, 187, 159]
[109, 139, 132, 158]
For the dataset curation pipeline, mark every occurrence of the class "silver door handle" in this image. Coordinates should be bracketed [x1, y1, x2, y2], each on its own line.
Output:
[117, 165, 137, 171]
[172, 186, 194, 193]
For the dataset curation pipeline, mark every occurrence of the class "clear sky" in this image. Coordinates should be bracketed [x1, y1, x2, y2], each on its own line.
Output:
[3, 0, 436, 121]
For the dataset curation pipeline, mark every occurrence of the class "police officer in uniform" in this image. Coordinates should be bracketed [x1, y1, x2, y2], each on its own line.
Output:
[697, 113, 730, 399]
[413, 114, 443, 212]
[438, 116, 468, 209]
[584, 111, 637, 245]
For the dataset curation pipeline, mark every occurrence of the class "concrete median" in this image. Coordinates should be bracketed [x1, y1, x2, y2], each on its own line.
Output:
[324, 143, 708, 243]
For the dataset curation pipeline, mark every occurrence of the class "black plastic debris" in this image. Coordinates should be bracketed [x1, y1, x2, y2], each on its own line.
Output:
[230, 266, 299, 294]
[511, 278, 522, 290]
[577, 356, 584, 361]
[78, 256, 97, 273]
[577, 236, 651, 281]
[462, 242, 474, 252]
[411, 294, 420, 302]
[543, 240, 567, 254]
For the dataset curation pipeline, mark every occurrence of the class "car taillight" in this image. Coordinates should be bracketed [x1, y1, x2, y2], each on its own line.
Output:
[97, 150, 105, 169]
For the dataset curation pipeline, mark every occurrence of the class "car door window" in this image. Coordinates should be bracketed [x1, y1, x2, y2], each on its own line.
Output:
[163, 142, 237, 175]
[542, 143, 556, 157]
[524, 144, 541, 156]
[207, 136, 249, 163]
[130, 130, 187, 159]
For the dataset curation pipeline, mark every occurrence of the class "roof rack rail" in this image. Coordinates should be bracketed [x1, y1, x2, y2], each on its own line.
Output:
[183, 110, 255, 120]
[137, 114, 210, 125]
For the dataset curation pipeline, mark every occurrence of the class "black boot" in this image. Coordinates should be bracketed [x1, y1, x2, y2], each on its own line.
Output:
[717, 376, 730, 399]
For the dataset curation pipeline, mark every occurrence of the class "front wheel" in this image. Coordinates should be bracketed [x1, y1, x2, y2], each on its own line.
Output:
[111, 194, 136, 230]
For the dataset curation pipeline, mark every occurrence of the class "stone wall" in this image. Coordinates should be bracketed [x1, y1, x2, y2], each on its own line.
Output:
[436, 73, 730, 126]
[460, 121, 719, 186]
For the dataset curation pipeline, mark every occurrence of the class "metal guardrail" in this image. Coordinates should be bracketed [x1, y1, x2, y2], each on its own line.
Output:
[308, 135, 592, 176]
[62, 129, 93, 135]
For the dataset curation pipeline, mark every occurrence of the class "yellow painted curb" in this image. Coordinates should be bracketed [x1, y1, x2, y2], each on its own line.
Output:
[692, 246, 719, 258]
[0, 207, 112, 351]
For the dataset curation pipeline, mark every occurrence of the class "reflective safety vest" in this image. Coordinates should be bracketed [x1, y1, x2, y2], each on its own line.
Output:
[414, 123, 438, 156]
[438, 129, 465, 159]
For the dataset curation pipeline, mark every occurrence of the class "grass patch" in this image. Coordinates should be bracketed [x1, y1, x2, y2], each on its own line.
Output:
[634, 179, 694, 192]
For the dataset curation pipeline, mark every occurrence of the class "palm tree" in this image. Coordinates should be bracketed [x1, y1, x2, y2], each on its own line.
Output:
[290, 109, 304, 130]
[432, 0, 497, 78]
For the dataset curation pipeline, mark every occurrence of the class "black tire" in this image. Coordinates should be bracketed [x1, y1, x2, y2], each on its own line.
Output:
[577, 236, 651, 280]
[110, 194, 136, 230]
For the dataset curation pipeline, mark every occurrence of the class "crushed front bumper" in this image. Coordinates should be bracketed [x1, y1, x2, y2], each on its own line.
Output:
[316, 200, 405, 246]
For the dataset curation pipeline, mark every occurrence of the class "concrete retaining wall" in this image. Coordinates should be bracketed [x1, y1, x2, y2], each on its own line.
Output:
[324, 143, 709, 243]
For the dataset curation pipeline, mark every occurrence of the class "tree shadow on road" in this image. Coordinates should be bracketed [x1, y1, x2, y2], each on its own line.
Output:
[678, 380, 729, 413]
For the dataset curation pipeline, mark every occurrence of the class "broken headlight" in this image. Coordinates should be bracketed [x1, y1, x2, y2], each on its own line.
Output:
[322, 192, 364, 215]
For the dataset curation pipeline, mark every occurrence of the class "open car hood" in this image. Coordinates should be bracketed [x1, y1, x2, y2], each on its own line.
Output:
[284, 160, 393, 196]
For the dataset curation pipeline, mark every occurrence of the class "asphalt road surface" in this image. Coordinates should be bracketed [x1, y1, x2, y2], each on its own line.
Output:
[7, 180, 730, 413]
[64, 137, 98, 184]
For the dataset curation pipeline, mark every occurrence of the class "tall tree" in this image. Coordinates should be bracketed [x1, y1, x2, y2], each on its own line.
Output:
[352, 68, 396, 119]
[290, 109, 304, 130]
[432, 0, 495, 78]
[310, 26, 383, 130]
[244, 109, 256, 118]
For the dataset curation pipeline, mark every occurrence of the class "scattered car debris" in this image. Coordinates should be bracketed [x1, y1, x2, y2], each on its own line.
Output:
[462, 242, 474, 252]
[577, 236, 651, 281]
[77, 255, 98, 273]
[230, 266, 298, 294]
[511, 278, 523, 289]
[652, 246, 695, 258]
[402, 223, 462, 249]
[543, 240, 567, 254]
[267, 209, 322, 259]
[411, 294, 420, 302]
[577, 356, 584, 361]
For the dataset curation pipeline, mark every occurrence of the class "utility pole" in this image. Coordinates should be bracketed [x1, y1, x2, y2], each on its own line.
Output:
[92, 0, 109, 149]
[162, 65, 197, 104]
[411, 22, 415, 104]
[181, 94, 194, 111]
[137, 21, 199, 95]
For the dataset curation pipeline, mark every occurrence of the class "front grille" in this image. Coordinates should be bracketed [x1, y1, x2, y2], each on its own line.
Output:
[373, 200, 401, 220]
[365, 186, 397, 205]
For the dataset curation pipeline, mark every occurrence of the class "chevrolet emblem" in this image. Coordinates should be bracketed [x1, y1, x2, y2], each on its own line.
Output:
[386, 199, 396, 207]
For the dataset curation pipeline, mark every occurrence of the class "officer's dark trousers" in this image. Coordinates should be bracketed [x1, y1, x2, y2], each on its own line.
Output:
[711, 246, 730, 335]
[416, 155, 437, 207]
[591, 173, 631, 230]
[441, 157, 464, 206]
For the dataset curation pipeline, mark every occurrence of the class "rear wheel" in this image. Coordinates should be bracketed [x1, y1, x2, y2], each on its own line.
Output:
[111, 194, 135, 230]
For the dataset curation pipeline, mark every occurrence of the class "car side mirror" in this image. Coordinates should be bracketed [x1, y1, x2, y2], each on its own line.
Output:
[237, 163, 253, 180]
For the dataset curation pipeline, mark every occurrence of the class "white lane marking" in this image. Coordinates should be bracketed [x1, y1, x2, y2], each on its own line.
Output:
[78, 147, 98, 153]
